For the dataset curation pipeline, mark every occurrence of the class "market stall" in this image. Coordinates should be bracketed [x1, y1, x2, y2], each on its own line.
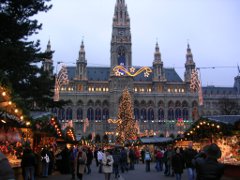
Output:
[184, 115, 240, 178]
[0, 86, 32, 180]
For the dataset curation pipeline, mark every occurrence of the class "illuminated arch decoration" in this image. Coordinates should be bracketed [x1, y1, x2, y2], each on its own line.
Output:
[107, 118, 122, 124]
[54, 65, 69, 101]
[113, 65, 152, 77]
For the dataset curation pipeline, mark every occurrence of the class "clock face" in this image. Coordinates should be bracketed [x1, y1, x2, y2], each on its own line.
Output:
[118, 30, 124, 36]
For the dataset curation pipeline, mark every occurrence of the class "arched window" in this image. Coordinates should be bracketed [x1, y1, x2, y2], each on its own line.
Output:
[95, 108, 101, 120]
[66, 108, 72, 120]
[58, 108, 65, 120]
[134, 108, 140, 120]
[102, 108, 109, 120]
[148, 108, 154, 120]
[175, 108, 181, 120]
[77, 108, 83, 120]
[158, 108, 164, 120]
[140, 108, 146, 120]
[87, 108, 94, 120]
[182, 108, 189, 120]
[168, 108, 174, 120]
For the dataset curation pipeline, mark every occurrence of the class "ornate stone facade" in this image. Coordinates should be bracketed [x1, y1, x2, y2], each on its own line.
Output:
[44, 0, 240, 139]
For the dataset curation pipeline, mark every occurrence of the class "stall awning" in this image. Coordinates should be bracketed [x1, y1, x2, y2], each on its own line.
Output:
[139, 137, 173, 144]
[203, 115, 240, 125]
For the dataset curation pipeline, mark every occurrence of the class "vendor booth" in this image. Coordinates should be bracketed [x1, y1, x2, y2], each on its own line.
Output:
[0, 86, 32, 180]
[184, 115, 240, 178]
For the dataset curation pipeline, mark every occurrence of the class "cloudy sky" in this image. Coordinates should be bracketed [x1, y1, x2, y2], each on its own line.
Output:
[33, 0, 240, 87]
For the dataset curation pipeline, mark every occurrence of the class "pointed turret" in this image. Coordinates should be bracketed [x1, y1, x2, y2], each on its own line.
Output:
[46, 39, 51, 52]
[42, 40, 53, 75]
[153, 42, 165, 81]
[184, 43, 196, 82]
[76, 40, 87, 80]
[154, 42, 161, 62]
[78, 41, 86, 62]
[110, 0, 132, 75]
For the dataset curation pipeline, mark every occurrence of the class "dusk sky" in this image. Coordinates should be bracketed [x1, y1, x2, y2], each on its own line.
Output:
[33, 0, 240, 87]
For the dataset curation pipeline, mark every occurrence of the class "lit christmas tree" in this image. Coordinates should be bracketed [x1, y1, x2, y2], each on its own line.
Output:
[116, 88, 138, 144]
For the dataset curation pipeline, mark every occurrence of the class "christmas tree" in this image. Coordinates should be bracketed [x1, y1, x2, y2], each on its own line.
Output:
[116, 88, 138, 144]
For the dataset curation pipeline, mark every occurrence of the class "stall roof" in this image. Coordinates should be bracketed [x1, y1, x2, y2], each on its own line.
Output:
[139, 137, 173, 144]
[203, 115, 240, 125]
[30, 111, 52, 119]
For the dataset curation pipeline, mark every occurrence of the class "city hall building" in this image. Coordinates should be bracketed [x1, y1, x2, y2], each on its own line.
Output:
[43, 0, 240, 138]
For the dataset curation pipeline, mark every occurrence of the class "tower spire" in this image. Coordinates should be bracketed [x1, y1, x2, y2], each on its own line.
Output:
[110, 0, 132, 75]
[154, 42, 161, 62]
[153, 42, 165, 81]
[76, 40, 87, 80]
[46, 39, 51, 52]
[78, 40, 85, 61]
[184, 43, 196, 82]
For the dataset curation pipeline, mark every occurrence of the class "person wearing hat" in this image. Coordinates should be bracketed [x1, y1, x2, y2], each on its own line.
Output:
[192, 143, 224, 180]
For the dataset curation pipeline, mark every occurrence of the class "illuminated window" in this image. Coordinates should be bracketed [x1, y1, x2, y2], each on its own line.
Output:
[106, 88, 109, 91]
[168, 88, 171, 93]
[91, 87, 94, 91]
[182, 89, 185, 93]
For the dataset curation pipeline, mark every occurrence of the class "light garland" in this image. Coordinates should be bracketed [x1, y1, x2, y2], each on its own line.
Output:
[113, 65, 152, 77]
[0, 86, 27, 124]
[107, 118, 122, 124]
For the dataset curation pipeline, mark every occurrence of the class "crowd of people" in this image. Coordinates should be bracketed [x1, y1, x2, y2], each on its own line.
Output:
[0, 143, 225, 180]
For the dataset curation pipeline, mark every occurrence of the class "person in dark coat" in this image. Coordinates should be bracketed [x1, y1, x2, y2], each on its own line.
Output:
[48, 147, 54, 175]
[184, 143, 197, 180]
[192, 143, 224, 180]
[21, 147, 36, 180]
[172, 148, 184, 180]
[60, 145, 70, 174]
[41, 146, 50, 177]
[0, 152, 15, 180]
[112, 148, 121, 178]
[94, 148, 99, 167]
[140, 149, 145, 164]
[86, 148, 93, 174]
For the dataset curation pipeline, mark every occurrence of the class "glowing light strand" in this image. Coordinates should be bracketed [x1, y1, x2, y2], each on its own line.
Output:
[54, 65, 69, 101]
[113, 65, 152, 77]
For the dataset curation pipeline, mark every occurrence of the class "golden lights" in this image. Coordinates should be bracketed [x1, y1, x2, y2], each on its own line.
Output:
[113, 65, 152, 77]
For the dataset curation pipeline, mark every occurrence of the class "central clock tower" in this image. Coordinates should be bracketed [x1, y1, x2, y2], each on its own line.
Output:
[110, 0, 132, 75]
[109, 0, 133, 119]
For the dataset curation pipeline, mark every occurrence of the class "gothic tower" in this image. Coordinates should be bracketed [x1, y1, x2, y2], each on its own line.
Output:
[76, 41, 87, 80]
[42, 40, 53, 75]
[109, 0, 133, 119]
[184, 43, 196, 82]
[152, 42, 165, 81]
[110, 0, 132, 75]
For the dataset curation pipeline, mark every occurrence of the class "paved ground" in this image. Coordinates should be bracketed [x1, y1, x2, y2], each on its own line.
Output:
[36, 162, 187, 180]
[36, 162, 236, 180]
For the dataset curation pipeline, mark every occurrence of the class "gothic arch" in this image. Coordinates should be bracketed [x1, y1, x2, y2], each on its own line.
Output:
[147, 100, 155, 107]
[192, 100, 198, 108]
[95, 100, 101, 107]
[175, 100, 181, 107]
[168, 100, 174, 108]
[65, 100, 73, 106]
[140, 100, 146, 107]
[182, 100, 189, 107]
[77, 100, 83, 106]
[102, 100, 109, 107]
[87, 100, 94, 107]
[158, 100, 164, 107]
[134, 100, 140, 107]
